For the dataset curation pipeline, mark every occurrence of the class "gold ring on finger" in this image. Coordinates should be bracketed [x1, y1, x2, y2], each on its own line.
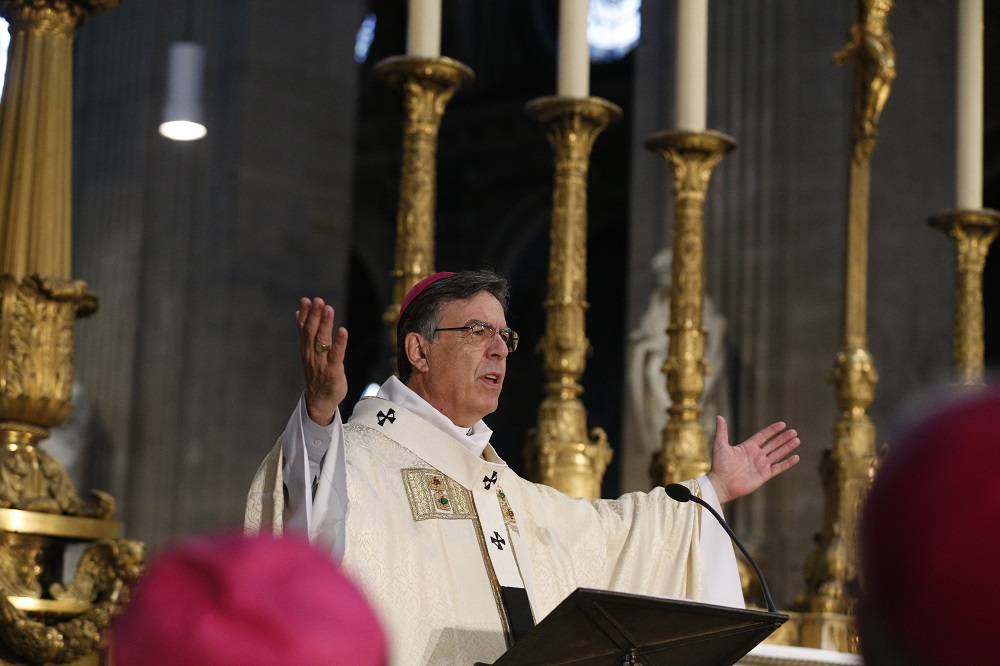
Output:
[314, 339, 332, 354]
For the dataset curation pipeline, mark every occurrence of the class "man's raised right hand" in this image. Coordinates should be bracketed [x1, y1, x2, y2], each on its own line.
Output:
[297, 297, 349, 426]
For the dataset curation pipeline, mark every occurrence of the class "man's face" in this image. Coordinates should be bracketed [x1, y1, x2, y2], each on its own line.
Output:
[410, 291, 510, 428]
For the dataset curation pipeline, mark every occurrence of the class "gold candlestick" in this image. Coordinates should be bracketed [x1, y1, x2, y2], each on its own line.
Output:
[0, 0, 117, 461]
[524, 96, 619, 500]
[0, 1, 111, 281]
[374, 56, 474, 353]
[0, 3, 143, 663]
[929, 208, 1000, 385]
[797, 0, 895, 653]
[644, 130, 735, 485]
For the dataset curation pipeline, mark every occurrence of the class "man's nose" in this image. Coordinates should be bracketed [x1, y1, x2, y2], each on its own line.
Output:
[488, 333, 509, 358]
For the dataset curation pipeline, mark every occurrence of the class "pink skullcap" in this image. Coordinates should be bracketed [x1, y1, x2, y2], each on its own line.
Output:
[398, 271, 456, 318]
[110, 532, 387, 666]
[860, 388, 1000, 665]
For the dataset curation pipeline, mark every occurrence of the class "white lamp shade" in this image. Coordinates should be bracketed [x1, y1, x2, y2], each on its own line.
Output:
[159, 41, 207, 141]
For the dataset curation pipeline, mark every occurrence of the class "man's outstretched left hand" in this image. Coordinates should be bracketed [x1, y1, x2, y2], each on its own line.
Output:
[706, 416, 801, 504]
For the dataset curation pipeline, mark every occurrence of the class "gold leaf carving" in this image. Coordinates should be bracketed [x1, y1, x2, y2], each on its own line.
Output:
[0, 275, 98, 438]
[0, 538, 142, 664]
[0, 445, 115, 518]
[0, 535, 45, 598]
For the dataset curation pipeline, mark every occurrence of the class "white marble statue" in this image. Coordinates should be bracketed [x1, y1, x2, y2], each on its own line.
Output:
[622, 249, 731, 492]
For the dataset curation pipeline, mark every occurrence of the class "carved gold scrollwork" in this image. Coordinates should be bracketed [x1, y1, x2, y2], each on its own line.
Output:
[0, 275, 97, 444]
[374, 56, 475, 358]
[0, 0, 121, 25]
[0, 538, 143, 665]
[49, 539, 142, 604]
[0, 0, 98, 34]
[0, 535, 47, 599]
[643, 130, 735, 485]
[929, 209, 1000, 385]
[0, 445, 114, 518]
[0, 271, 134, 664]
[523, 97, 620, 500]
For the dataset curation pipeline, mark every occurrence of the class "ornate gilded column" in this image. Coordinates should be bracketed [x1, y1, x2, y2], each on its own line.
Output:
[374, 56, 473, 351]
[644, 130, 735, 485]
[524, 96, 619, 500]
[929, 209, 1000, 385]
[0, 2, 143, 663]
[797, 0, 895, 653]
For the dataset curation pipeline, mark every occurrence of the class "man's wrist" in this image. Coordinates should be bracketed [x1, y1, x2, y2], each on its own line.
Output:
[304, 393, 338, 426]
[706, 471, 731, 505]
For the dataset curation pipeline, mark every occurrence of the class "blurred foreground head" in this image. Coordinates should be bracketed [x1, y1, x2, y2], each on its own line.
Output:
[110, 532, 387, 666]
[860, 387, 1000, 665]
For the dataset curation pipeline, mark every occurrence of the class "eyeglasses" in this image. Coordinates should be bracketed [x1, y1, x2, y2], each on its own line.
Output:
[434, 321, 519, 353]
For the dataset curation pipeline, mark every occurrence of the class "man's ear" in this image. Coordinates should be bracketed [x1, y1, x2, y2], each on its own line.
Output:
[404, 332, 430, 373]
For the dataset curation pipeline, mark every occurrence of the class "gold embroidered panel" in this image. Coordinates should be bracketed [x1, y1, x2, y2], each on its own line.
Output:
[401, 468, 474, 521]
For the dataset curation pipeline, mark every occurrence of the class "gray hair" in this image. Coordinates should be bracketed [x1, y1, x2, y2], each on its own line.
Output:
[396, 269, 511, 382]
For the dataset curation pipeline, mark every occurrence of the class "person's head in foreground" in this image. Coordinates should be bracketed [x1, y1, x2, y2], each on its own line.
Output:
[859, 386, 1000, 665]
[110, 531, 387, 666]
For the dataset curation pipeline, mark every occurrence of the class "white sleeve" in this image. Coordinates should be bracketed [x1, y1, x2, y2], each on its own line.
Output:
[281, 395, 347, 561]
[696, 475, 746, 608]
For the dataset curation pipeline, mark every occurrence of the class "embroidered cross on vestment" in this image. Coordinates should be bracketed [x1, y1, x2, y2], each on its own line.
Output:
[376, 409, 396, 426]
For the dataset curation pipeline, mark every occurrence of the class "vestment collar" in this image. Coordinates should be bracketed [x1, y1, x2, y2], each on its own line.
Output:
[376, 375, 493, 458]
[350, 396, 508, 492]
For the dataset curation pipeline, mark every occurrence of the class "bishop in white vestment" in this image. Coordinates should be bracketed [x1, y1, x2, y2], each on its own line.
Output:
[246, 270, 801, 665]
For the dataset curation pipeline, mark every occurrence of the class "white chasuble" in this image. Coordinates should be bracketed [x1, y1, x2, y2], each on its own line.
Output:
[331, 397, 706, 666]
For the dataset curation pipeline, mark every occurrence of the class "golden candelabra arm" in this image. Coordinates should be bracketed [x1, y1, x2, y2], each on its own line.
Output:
[523, 96, 620, 500]
[795, 0, 895, 654]
[374, 56, 474, 354]
[929, 209, 1000, 385]
[644, 130, 735, 486]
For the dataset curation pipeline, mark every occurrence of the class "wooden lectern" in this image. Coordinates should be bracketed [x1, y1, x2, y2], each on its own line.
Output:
[482, 588, 787, 666]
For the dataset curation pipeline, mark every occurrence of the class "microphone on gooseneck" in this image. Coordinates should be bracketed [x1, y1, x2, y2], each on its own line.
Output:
[666, 483, 778, 614]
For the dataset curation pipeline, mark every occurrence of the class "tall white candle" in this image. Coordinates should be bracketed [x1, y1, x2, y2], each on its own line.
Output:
[558, 0, 590, 97]
[676, 0, 709, 130]
[407, 0, 442, 58]
[956, 0, 984, 209]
